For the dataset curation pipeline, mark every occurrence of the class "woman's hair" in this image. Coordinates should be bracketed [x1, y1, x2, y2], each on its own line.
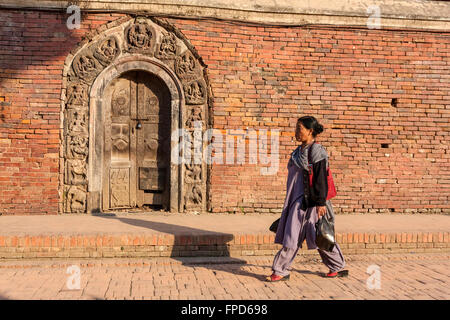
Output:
[297, 116, 324, 137]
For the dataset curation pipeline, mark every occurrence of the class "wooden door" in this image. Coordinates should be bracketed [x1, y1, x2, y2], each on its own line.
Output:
[103, 71, 171, 211]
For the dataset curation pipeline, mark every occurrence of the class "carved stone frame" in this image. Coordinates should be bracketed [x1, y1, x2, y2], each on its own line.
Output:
[60, 16, 212, 214]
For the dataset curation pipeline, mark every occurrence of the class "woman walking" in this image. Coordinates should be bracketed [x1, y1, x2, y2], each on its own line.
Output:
[266, 116, 348, 282]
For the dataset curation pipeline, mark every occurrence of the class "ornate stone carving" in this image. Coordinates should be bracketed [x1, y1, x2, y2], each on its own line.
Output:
[185, 128, 203, 158]
[67, 135, 88, 160]
[94, 36, 120, 66]
[66, 109, 88, 136]
[185, 163, 202, 183]
[65, 159, 87, 185]
[72, 53, 102, 82]
[186, 105, 204, 128]
[184, 184, 202, 210]
[66, 83, 88, 107]
[184, 80, 207, 105]
[156, 32, 179, 60]
[124, 22, 155, 54]
[65, 185, 87, 213]
[63, 18, 210, 213]
[175, 51, 200, 81]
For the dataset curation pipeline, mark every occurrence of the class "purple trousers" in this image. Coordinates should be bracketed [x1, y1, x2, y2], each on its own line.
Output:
[272, 243, 346, 277]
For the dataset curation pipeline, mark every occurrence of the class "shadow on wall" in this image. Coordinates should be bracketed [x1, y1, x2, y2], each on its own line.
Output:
[0, 9, 127, 214]
[95, 214, 270, 281]
[0, 9, 123, 122]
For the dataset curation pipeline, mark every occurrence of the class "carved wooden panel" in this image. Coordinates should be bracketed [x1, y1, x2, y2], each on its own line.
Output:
[111, 88, 130, 117]
[102, 73, 137, 211]
[100, 70, 172, 210]
[135, 71, 171, 208]
[139, 167, 166, 191]
[143, 128, 158, 161]
[111, 124, 130, 161]
[110, 168, 130, 208]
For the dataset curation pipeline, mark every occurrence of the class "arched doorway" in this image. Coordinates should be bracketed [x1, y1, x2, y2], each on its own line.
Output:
[102, 70, 171, 211]
[61, 17, 211, 214]
[87, 56, 183, 214]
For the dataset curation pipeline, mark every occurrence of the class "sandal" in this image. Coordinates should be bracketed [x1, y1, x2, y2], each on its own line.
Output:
[324, 270, 349, 278]
[265, 273, 290, 282]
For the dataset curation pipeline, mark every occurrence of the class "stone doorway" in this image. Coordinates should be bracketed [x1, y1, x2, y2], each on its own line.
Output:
[102, 70, 171, 211]
[61, 17, 211, 214]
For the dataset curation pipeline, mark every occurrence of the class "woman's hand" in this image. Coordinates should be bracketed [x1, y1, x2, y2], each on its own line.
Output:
[317, 206, 326, 218]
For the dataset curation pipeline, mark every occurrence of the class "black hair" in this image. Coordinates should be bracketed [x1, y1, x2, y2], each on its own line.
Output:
[297, 116, 324, 137]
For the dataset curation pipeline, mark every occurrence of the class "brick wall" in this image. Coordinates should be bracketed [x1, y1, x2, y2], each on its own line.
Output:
[168, 19, 450, 214]
[0, 10, 127, 214]
[0, 9, 448, 214]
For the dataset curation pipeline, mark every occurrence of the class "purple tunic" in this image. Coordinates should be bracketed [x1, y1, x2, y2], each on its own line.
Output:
[274, 158, 319, 250]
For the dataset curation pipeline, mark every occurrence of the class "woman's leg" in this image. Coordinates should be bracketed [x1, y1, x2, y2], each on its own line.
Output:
[272, 246, 300, 277]
[317, 242, 346, 273]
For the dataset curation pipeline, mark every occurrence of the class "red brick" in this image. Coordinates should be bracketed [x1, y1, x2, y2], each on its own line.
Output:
[0, 10, 448, 216]
[43, 236, 51, 247]
[347, 233, 353, 244]
[70, 236, 77, 248]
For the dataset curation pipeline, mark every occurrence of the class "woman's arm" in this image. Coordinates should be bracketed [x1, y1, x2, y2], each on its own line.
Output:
[311, 158, 328, 207]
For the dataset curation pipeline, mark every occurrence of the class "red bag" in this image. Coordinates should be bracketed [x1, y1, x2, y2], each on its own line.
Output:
[308, 143, 337, 200]
[325, 168, 337, 200]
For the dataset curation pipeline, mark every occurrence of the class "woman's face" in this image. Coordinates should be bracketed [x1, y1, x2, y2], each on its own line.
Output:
[295, 122, 313, 142]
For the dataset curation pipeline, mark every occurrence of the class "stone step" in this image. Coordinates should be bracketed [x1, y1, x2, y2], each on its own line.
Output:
[0, 213, 448, 259]
[0, 230, 448, 259]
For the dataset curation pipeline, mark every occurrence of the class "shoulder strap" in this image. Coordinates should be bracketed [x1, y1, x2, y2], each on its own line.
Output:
[307, 141, 315, 166]
[308, 141, 330, 169]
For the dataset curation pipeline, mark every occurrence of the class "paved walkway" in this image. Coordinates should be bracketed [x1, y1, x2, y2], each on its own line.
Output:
[1, 212, 449, 235]
[0, 252, 449, 300]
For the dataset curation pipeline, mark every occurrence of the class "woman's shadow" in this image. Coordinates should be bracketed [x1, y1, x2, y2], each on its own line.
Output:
[95, 214, 271, 281]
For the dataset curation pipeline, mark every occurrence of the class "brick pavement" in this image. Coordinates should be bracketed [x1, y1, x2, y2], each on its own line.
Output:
[0, 252, 449, 300]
